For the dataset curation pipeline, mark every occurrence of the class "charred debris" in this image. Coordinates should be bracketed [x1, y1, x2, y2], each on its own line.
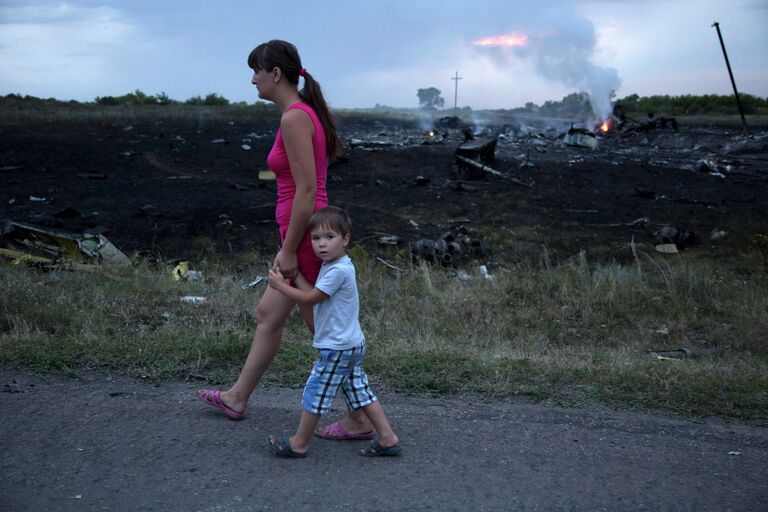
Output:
[343, 112, 767, 267]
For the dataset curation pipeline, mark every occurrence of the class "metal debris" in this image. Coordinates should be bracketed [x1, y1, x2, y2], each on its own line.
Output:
[241, 276, 265, 289]
[653, 226, 699, 251]
[456, 137, 498, 163]
[180, 296, 207, 304]
[377, 236, 402, 246]
[647, 347, 721, 360]
[455, 155, 533, 188]
[564, 127, 598, 150]
[0, 220, 131, 267]
[411, 230, 489, 266]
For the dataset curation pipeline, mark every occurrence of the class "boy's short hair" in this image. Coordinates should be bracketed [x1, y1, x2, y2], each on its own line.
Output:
[308, 206, 352, 237]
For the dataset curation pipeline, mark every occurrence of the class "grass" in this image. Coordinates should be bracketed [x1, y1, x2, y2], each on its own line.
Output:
[1, 246, 767, 423]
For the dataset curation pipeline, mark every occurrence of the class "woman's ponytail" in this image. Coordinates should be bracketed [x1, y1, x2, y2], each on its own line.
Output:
[299, 72, 342, 161]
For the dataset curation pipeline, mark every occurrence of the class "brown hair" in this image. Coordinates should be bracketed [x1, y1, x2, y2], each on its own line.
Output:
[308, 206, 352, 238]
[248, 40, 341, 160]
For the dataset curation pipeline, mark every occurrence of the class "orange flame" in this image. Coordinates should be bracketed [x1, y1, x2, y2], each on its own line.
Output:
[600, 121, 609, 133]
[472, 33, 529, 47]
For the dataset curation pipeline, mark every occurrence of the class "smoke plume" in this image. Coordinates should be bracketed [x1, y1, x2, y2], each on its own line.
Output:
[474, 16, 620, 119]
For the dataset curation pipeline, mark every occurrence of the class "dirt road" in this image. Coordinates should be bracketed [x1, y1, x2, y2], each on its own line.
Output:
[1, 370, 766, 511]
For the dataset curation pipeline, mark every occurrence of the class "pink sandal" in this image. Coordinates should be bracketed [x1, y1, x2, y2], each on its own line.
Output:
[195, 389, 245, 420]
[315, 421, 374, 440]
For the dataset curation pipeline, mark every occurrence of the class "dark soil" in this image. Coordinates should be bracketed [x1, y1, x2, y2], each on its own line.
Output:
[2, 107, 767, 268]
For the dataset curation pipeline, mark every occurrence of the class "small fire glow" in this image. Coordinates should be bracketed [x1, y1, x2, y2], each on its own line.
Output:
[472, 33, 529, 48]
[600, 121, 609, 133]
[428, 130, 436, 137]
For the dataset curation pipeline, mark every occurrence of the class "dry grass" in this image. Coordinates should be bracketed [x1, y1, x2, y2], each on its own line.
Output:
[1, 246, 767, 421]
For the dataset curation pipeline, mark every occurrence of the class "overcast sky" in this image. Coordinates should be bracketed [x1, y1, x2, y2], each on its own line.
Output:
[0, 0, 766, 112]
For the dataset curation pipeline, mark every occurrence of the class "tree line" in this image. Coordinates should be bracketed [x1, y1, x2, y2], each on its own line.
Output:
[1, 90, 243, 106]
[416, 86, 767, 117]
[94, 90, 235, 106]
[4, 89, 768, 115]
[519, 92, 768, 117]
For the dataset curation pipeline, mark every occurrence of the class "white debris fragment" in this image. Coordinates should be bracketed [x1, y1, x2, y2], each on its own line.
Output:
[241, 276, 265, 289]
[180, 296, 207, 304]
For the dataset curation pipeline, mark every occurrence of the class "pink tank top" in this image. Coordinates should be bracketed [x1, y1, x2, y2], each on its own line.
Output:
[266, 102, 329, 226]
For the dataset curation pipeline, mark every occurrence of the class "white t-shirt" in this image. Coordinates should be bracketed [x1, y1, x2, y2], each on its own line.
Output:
[312, 255, 365, 350]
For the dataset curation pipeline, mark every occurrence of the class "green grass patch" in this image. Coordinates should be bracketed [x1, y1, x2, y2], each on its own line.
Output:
[2, 247, 767, 422]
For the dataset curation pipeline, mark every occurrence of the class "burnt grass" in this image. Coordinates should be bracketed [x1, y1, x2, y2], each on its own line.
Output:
[1, 106, 767, 269]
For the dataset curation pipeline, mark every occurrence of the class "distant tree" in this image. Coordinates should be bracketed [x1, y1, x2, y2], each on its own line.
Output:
[203, 93, 229, 106]
[155, 91, 174, 105]
[417, 87, 445, 109]
[121, 89, 156, 105]
[621, 93, 640, 104]
[185, 95, 205, 105]
[524, 101, 539, 112]
[95, 95, 120, 105]
[539, 92, 592, 117]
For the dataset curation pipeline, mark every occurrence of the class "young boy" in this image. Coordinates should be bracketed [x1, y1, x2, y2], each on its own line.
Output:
[266, 206, 401, 458]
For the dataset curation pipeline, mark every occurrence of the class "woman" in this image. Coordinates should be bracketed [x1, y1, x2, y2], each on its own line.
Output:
[196, 40, 373, 440]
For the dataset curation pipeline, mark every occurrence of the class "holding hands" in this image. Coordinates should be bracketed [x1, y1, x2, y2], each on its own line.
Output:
[268, 267, 288, 290]
[273, 249, 298, 280]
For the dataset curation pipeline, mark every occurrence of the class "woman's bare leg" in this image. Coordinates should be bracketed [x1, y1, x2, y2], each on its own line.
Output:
[218, 286, 296, 413]
[335, 405, 374, 433]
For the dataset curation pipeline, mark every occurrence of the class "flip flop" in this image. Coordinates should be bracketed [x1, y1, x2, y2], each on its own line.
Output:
[359, 440, 402, 457]
[195, 389, 245, 420]
[268, 436, 308, 458]
[315, 421, 375, 441]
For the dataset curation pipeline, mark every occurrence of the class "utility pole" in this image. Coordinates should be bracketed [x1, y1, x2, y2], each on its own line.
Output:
[712, 21, 748, 133]
[451, 71, 462, 116]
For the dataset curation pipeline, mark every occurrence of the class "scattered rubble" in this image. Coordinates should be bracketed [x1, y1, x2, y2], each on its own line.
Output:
[180, 295, 206, 304]
[455, 136, 498, 163]
[653, 226, 699, 251]
[411, 229, 490, 266]
[0, 220, 130, 268]
[241, 276, 265, 289]
[564, 127, 598, 150]
[647, 347, 721, 360]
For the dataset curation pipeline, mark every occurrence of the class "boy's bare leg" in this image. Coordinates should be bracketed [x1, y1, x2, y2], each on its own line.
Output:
[360, 401, 399, 448]
[218, 286, 295, 413]
[278, 410, 321, 454]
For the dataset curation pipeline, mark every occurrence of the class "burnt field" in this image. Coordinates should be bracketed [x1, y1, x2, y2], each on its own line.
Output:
[1, 105, 767, 268]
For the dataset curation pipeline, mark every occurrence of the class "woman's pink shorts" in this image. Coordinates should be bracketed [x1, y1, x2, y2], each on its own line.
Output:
[279, 225, 322, 285]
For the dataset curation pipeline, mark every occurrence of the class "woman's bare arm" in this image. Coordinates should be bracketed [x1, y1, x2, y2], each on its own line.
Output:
[274, 108, 316, 278]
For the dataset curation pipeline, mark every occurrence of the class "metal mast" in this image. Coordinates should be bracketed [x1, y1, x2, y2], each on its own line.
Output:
[712, 22, 748, 133]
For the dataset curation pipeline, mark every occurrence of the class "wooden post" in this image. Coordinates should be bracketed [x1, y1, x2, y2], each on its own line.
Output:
[451, 71, 462, 116]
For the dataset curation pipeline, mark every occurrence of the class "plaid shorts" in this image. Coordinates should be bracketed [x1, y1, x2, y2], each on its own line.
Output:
[301, 343, 377, 415]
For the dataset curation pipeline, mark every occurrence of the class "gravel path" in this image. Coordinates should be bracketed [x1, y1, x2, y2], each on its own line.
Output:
[1, 370, 766, 511]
